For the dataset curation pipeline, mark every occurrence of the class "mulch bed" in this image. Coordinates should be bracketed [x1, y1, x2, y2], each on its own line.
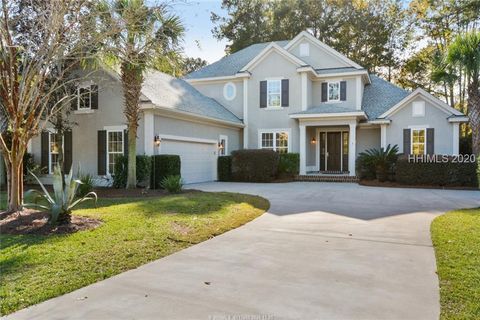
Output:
[0, 209, 102, 236]
[359, 179, 478, 191]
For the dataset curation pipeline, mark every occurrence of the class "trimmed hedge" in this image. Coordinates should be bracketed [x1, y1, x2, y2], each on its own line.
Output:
[218, 156, 232, 181]
[231, 149, 279, 182]
[278, 153, 299, 176]
[478, 155, 480, 188]
[151, 155, 181, 189]
[396, 156, 478, 188]
[113, 155, 152, 188]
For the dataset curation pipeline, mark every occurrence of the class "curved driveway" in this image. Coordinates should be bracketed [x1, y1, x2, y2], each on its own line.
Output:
[6, 182, 480, 320]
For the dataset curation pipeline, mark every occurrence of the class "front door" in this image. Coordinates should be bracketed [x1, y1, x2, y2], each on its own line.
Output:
[326, 132, 342, 171]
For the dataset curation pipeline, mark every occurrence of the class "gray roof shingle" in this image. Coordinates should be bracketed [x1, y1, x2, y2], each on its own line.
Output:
[362, 75, 409, 119]
[291, 104, 360, 115]
[141, 71, 242, 124]
[184, 41, 290, 79]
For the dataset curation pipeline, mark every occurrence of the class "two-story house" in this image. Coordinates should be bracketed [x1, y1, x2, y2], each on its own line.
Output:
[27, 31, 467, 184]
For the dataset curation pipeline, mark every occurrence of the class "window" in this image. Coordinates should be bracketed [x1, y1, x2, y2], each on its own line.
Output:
[328, 82, 340, 101]
[411, 129, 426, 155]
[412, 101, 425, 117]
[260, 130, 289, 153]
[299, 43, 309, 57]
[223, 82, 236, 101]
[219, 135, 228, 156]
[78, 84, 93, 110]
[107, 131, 123, 175]
[267, 80, 281, 108]
[49, 132, 63, 174]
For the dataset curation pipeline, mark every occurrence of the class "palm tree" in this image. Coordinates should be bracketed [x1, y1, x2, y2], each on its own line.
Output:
[97, 0, 184, 188]
[447, 32, 480, 155]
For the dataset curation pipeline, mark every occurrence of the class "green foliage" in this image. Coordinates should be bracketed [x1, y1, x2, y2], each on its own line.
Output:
[357, 145, 399, 182]
[478, 155, 480, 188]
[24, 165, 97, 224]
[151, 155, 181, 189]
[217, 156, 232, 181]
[278, 153, 299, 176]
[395, 156, 478, 188]
[231, 149, 279, 182]
[22, 153, 41, 184]
[160, 175, 183, 193]
[447, 31, 480, 81]
[113, 155, 152, 188]
[77, 173, 94, 197]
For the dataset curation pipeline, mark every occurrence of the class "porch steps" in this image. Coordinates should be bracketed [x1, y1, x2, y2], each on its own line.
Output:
[295, 175, 359, 183]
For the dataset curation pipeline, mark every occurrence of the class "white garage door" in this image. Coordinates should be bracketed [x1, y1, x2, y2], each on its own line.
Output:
[160, 139, 217, 184]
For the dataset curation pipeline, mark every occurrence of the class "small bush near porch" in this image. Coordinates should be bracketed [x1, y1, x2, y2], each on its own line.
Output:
[0, 191, 269, 315]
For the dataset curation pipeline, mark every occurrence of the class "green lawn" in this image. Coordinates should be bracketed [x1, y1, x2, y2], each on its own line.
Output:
[0, 191, 269, 315]
[431, 208, 480, 320]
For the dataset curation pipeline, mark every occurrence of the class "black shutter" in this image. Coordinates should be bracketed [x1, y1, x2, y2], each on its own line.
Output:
[340, 81, 347, 101]
[91, 85, 98, 109]
[63, 130, 73, 173]
[260, 81, 267, 108]
[123, 129, 128, 156]
[321, 82, 328, 102]
[427, 128, 434, 155]
[98, 130, 107, 175]
[71, 87, 78, 111]
[281, 79, 289, 107]
[41, 131, 49, 173]
[403, 129, 411, 155]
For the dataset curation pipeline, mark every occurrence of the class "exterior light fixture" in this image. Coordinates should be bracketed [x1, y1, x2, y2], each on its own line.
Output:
[154, 135, 161, 146]
[311, 137, 316, 144]
[218, 141, 224, 150]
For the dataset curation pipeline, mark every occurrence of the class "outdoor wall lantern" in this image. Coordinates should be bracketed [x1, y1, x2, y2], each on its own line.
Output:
[154, 135, 161, 146]
[311, 137, 316, 144]
[218, 141, 224, 150]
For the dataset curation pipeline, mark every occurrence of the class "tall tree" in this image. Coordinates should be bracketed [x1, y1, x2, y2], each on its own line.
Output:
[182, 57, 208, 75]
[447, 32, 480, 155]
[0, 0, 96, 212]
[97, 0, 184, 189]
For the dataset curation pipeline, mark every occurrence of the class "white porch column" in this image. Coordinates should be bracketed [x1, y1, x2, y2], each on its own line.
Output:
[243, 78, 249, 149]
[452, 123, 459, 155]
[143, 110, 154, 155]
[380, 124, 387, 149]
[300, 124, 307, 175]
[348, 122, 357, 176]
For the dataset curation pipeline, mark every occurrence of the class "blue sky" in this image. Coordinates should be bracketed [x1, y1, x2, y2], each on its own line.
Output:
[170, 0, 228, 63]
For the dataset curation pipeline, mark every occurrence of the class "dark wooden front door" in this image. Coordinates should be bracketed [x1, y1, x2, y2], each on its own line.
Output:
[327, 132, 341, 171]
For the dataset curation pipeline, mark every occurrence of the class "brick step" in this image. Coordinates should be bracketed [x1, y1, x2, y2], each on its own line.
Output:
[295, 175, 359, 183]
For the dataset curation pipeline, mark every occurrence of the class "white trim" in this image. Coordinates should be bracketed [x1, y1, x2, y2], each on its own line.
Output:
[219, 135, 228, 156]
[327, 81, 340, 102]
[159, 134, 217, 145]
[356, 77, 362, 110]
[315, 70, 369, 78]
[48, 132, 64, 174]
[448, 116, 469, 123]
[348, 123, 356, 176]
[301, 73, 307, 111]
[290, 111, 366, 119]
[243, 78, 249, 148]
[379, 88, 464, 119]
[185, 73, 250, 84]
[452, 123, 459, 155]
[241, 42, 305, 72]
[74, 109, 95, 115]
[299, 125, 306, 175]
[106, 129, 124, 176]
[284, 31, 363, 69]
[223, 82, 237, 101]
[380, 124, 387, 149]
[257, 128, 292, 153]
[144, 111, 155, 156]
[103, 125, 127, 131]
[368, 119, 391, 124]
[410, 128, 427, 155]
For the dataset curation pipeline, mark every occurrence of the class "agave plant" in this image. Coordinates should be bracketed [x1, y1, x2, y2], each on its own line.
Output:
[24, 165, 97, 224]
[358, 144, 399, 182]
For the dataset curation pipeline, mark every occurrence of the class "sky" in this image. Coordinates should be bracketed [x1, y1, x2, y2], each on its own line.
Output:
[170, 0, 228, 63]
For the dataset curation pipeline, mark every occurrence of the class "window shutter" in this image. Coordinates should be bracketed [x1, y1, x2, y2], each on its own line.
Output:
[281, 79, 289, 107]
[98, 130, 107, 175]
[403, 129, 411, 155]
[123, 129, 128, 156]
[63, 130, 73, 173]
[71, 88, 78, 111]
[321, 83, 328, 102]
[91, 85, 99, 109]
[260, 81, 267, 108]
[41, 131, 49, 173]
[340, 81, 347, 101]
[427, 128, 434, 155]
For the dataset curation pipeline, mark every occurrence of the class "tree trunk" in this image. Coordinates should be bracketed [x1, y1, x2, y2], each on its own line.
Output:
[468, 81, 480, 155]
[8, 154, 23, 212]
[127, 127, 137, 189]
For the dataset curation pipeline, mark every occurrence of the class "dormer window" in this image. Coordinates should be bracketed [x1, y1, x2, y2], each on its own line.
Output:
[300, 43, 309, 57]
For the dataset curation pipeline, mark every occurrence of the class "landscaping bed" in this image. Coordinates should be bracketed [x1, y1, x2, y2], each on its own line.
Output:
[0, 191, 269, 315]
[431, 208, 480, 320]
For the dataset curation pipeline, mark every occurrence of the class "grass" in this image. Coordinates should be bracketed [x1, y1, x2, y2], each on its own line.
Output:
[431, 208, 480, 320]
[0, 191, 269, 315]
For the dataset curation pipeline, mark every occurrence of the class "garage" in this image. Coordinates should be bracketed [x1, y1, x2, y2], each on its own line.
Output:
[159, 136, 218, 184]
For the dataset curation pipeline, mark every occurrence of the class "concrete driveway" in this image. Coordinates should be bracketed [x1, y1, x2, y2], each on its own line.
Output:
[5, 182, 480, 320]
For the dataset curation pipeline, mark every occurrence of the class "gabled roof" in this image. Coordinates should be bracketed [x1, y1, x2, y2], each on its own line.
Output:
[240, 42, 306, 71]
[141, 71, 243, 125]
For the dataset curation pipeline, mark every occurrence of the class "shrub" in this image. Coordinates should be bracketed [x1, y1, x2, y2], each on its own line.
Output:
[396, 155, 478, 188]
[231, 149, 279, 182]
[113, 155, 152, 188]
[218, 156, 232, 181]
[77, 173, 94, 197]
[477, 155, 480, 188]
[278, 153, 299, 177]
[151, 155, 181, 189]
[161, 175, 183, 193]
[23, 153, 42, 184]
[357, 145, 399, 182]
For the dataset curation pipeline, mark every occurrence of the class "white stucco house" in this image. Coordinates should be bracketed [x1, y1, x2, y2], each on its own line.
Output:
[27, 30, 468, 184]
